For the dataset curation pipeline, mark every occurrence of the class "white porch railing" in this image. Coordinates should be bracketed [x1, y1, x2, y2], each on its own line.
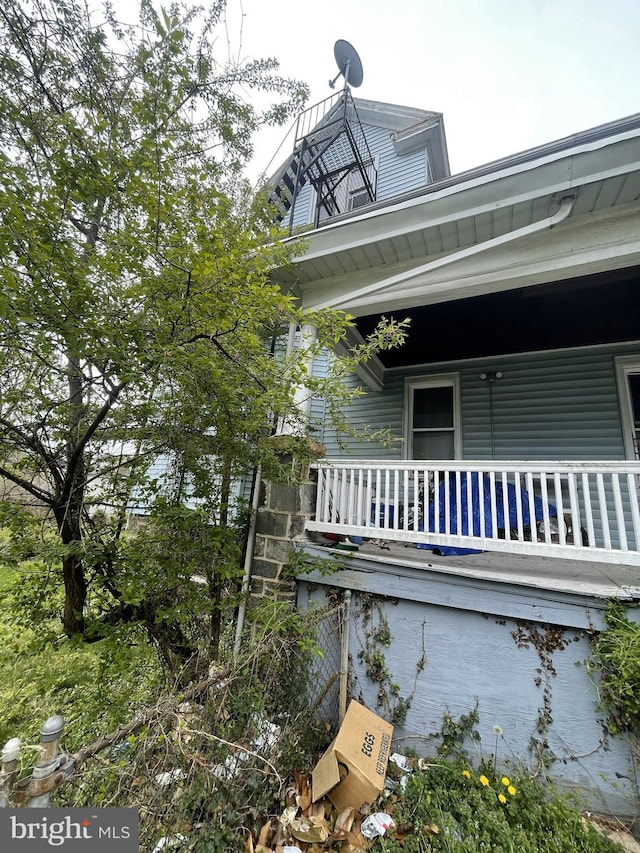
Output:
[308, 460, 640, 566]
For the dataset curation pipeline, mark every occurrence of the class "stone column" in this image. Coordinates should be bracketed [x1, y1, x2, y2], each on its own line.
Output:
[249, 436, 325, 605]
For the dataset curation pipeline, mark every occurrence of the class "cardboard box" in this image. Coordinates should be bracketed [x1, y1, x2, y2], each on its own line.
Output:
[312, 700, 394, 812]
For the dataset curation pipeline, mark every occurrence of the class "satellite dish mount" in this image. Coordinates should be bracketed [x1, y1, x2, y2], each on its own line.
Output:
[328, 39, 363, 90]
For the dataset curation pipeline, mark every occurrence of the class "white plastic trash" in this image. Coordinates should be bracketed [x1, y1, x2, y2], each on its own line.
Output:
[361, 813, 395, 839]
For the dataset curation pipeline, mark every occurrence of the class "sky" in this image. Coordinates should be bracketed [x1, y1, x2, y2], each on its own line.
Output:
[233, 0, 640, 182]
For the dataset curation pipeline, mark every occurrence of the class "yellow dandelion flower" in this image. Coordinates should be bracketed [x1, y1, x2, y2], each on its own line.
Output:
[498, 793, 507, 804]
[462, 769, 471, 779]
[508, 785, 517, 796]
[479, 774, 490, 787]
[501, 776, 510, 787]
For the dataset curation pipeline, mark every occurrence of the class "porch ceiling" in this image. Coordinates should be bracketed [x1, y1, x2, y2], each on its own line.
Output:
[355, 264, 640, 368]
[279, 117, 640, 318]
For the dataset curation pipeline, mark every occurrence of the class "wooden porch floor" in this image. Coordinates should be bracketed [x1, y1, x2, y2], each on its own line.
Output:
[307, 535, 640, 601]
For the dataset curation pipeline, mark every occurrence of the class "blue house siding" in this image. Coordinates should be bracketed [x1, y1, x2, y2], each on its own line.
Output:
[316, 343, 640, 462]
[288, 181, 314, 231]
[460, 349, 628, 462]
[311, 368, 405, 459]
[361, 124, 428, 200]
[298, 567, 640, 819]
[284, 118, 430, 232]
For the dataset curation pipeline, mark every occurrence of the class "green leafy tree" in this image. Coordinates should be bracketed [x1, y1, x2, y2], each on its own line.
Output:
[0, 0, 407, 679]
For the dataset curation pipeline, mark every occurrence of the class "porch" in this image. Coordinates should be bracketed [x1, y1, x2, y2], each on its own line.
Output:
[307, 459, 640, 571]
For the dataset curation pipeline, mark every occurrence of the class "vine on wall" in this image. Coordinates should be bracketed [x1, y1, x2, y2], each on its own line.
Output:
[587, 603, 640, 829]
[511, 622, 579, 772]
[353, 593, 426, 727]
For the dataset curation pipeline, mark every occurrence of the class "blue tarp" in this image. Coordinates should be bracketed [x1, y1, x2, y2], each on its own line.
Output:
[418, 473, 555, 556]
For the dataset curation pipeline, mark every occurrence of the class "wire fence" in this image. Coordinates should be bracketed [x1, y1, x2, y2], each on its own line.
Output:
[306, 597, 349, 726]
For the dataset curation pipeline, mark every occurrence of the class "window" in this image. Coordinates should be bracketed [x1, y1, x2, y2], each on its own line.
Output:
[316, 159, 377, 224]
[405, 374, 461, 460]
[348, 185, 372, 210]
[616, 356, 640, 460]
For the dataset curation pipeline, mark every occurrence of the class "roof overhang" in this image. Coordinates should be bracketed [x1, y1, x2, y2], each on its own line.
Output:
[275, 113, 640, 319]
[390, 117, 450, 178]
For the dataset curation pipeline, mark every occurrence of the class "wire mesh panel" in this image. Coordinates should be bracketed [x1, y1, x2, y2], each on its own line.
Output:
[306, 601, 347, 727]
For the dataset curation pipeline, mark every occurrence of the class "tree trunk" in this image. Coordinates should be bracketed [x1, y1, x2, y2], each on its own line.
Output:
[58, 352, 88, 635]
[207, 455, 233, 661]
[144, 617, 200, 685]
[62, 551, 87, 635]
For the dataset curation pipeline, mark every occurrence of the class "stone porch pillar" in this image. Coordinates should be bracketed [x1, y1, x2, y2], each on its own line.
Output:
[248, 436, 325, 605]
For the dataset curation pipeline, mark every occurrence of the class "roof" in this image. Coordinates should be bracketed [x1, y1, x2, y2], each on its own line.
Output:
[276, 112, 640, 318]
[350, 98, 443, 132]
[352, 98, 449, 176]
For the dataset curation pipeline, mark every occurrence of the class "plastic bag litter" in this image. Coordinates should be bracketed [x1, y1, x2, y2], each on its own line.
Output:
[154, 769, 186, 787]
[389, 752, 411, 772]
[360, 813, 395, 839]
[152, 834, 187, 852]
[386, 751, 411, 792]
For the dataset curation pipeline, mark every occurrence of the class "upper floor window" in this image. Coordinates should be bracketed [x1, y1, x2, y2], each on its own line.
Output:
[405, 374, 461, 460]
[315, 159, 377, 225]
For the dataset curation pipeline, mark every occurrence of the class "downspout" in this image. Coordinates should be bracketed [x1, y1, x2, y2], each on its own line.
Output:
[233, 463, 262, 660]
[314, 194, 577, 312]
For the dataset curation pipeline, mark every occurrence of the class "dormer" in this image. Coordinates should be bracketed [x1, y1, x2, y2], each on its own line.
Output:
[269, 95, 450, 233]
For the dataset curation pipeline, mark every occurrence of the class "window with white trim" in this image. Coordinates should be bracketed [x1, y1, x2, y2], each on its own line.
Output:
[405, 374, 461, 460]
[616, 356, 640, 460]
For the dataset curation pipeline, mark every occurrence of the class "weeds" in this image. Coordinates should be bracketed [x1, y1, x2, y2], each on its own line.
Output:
[379, 759, 624, 853]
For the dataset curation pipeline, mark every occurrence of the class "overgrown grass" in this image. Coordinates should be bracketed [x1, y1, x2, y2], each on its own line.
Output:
[589, 602, 640, 735]
[0, 563, 162, 752]
[0, 563, 633, 851]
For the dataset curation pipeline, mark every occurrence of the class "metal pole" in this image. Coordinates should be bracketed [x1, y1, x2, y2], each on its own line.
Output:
[0, 737, 21, 808]
[27, 715, 64, 808]
[339, 590, 351, 723]
[233, 464, 263, 660]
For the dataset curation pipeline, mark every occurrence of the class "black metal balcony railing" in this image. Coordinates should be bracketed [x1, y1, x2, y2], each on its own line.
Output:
[269, 90, 377, 230]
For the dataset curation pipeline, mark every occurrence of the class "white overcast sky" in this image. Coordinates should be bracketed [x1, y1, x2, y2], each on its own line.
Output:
[233, 0, 640, 181]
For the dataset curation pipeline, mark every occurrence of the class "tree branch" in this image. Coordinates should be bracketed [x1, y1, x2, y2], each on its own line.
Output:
[70, 667, 232, 765]
[0, 461, 54, 506]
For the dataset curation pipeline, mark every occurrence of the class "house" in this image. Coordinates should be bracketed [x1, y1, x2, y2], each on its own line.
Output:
[260, 85, 640, 822]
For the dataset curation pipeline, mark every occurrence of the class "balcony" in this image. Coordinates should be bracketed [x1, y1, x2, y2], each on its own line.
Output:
[307, 460, 640, 567]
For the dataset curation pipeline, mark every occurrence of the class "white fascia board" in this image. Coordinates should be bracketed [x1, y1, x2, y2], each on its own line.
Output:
[391, 118, 443, 154]
[353, 99, 441, 131]
[348, 238, 640, 316]
[303, 201, 640, 315]
[284, 125, 640, 264]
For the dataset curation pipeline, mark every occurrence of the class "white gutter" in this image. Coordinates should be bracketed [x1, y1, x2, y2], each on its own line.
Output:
[315, 194, 576, 312]
[286, 117, 640, 251]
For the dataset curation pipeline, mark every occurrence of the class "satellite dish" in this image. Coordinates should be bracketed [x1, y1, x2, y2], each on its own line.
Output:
[329, 39, 363, 89]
